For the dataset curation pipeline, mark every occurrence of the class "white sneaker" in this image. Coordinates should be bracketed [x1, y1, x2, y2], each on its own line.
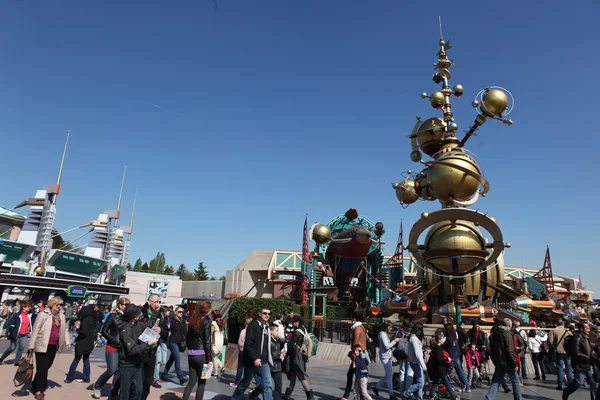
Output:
[92, 387, 102, 399]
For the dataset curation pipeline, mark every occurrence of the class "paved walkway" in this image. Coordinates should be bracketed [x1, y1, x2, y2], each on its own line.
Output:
[0, 338, 594, 399]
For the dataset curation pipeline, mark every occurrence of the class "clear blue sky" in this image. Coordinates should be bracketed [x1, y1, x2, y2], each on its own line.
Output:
[1, 1, 598, 292]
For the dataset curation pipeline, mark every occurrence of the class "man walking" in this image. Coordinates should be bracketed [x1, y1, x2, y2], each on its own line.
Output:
[485, 318, 522, 400]
[138, 294, 166, 400]
[562, 323, 597, 399]
[232, 307, 273, 400]
[548, 319, 573, 390]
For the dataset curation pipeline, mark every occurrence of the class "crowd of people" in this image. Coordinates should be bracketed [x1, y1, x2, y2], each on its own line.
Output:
[339, 313, 600, 400]
[4, 296, 600, 400]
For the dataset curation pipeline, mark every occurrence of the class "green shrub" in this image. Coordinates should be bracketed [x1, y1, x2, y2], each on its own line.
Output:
[227, 297, 296, 344]
[326, 306, 337, 319]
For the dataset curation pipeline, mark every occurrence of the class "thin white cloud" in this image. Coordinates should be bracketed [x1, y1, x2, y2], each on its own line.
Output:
[150, 102, 180, 115]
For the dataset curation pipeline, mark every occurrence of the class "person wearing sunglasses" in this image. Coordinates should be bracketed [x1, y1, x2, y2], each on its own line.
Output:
[28, 296, 71, 400]
[232, 308, 274, 400]
[161, 307, 189, 385]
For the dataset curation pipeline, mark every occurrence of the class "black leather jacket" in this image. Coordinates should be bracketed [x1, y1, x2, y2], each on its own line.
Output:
[186, 315, 212, 360]
[572, 331, 592, 372]
[118, 321, 149, 368]
[101, 312, 124, 349]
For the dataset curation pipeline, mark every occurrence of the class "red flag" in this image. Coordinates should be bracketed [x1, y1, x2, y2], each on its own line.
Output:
[302, 214, 313, 263]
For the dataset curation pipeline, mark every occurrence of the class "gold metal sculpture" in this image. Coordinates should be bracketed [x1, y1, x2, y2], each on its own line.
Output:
[392, 19, 514, 323]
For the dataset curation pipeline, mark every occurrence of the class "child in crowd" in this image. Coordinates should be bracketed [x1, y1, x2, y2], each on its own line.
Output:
[352, 344, 373, 400]
[465, 343, 482, 389]
[270, 323, 286, 400]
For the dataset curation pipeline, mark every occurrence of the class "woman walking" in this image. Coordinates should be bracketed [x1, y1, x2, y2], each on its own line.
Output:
[283, 315, 314, 400]
[161, 306, 189, 385]
[65, 304, 95, 383]
[428, 328, 460, 400]
[28, 296, 71, 400]
[211, 309, 225, 378]
[372, 322, 399, 400]
[92, 297, 130, 399]
[183, 301, 213, 400]
[527, 328, 547, 380]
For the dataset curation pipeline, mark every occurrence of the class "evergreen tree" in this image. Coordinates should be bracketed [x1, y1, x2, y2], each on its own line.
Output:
[218, 275, 226, 280]
[141, 262, 149, 272]
[158, 252, 166, 272]
[176, 264, 186, 277]
[209, 276, 216, 281]
[194, 262, 209, 281]
[133, 258, 143, 271]
[164, 265, 175, 275]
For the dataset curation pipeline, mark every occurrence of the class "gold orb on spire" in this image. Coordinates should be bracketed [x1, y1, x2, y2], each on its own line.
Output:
[417, 117, 446, 157]
[481, 89, 509, 117]
[312, 224, 331, 244]
[395, 180, 419, 205]
[430, 92, 445, 108]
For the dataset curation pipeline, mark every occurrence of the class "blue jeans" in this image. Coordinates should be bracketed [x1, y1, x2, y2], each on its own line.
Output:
[95, 350, 120, 396]
[453, 357, 470, 390]
[563, 368, 596, 400]
[376, 357, 394, 394]
[556, 353, 574, 389]
[484, 364, 522, 400]
[402, 362, 424, 400]
[1, 334, 28, 363]
[234, 350, 245, 385]
[153, 343, 167, 381]
[398, 359, 414, 394]
[164, 341, 184, 379]
[120, 366, 143, 400]
[66, 353, 91, 382]
[232, 362, 272, 400]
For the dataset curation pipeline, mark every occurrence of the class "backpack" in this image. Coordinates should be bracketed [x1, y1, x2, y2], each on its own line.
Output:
[564, 334, 576, 357]
[295, 328, 318, 359]
[393, 331, 410, 360]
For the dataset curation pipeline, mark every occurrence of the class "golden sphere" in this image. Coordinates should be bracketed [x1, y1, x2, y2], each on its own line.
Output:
[423, 220, 487, 275]
[427, 150, 482, 202]
[453, 84, 464, 97]
[312, 224, 331, 244]
[481, 89, 509, 117]
[421, 212, 429, 219]
[430, 92, 445, 108]
[417, 117, 446, 157]
[395, 180, 419, 205]
[410, 150, 422, 163]
[489, 216, 497, 224]
[415, 168, 436, 200]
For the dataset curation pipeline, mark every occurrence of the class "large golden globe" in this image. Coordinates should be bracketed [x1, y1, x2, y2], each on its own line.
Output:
[427, 150, 482, 202]
[312, 224, 331, 244]
[395, 179, 419, 205]
[423, 220, 487, 275]
[417, 117, 446, 157]
[481, 89, 509, 117]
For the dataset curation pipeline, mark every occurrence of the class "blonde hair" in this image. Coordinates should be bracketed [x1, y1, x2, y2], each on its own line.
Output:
[113, 297, 131, 311]
[47, 296, 63, 308]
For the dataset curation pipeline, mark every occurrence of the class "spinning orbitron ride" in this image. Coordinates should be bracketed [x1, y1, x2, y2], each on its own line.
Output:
[390, 25, 514, 324]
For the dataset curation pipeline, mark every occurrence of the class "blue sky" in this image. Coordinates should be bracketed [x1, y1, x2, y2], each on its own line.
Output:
[1, 1, 598, 292]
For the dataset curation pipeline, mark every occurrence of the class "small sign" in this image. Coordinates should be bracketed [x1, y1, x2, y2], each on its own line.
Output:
[66, 285, 87, 298]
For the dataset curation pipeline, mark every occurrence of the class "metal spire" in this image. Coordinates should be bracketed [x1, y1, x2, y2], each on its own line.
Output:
[114, 166, 127, 227]
[52, 129, 70, 204]
[128, 188, 138, 240]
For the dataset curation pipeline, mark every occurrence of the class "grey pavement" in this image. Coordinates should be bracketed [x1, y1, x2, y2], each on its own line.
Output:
[0, 338, 593, 399]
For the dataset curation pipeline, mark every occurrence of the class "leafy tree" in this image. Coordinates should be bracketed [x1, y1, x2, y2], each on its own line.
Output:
[219, 275, 226, 280]
[158, 252, 166, 272]
[209, 277, 216, 281]
[194, 262, 209, 281]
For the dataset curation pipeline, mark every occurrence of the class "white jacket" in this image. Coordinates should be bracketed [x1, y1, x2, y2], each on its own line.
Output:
[407, 334, 426, 371]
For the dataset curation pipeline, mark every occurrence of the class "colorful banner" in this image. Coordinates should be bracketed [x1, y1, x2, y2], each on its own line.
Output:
[147, 280, 169, 304]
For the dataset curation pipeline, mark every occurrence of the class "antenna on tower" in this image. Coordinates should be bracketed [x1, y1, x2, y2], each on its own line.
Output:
[438, 16, 443, 37]
[114, 166, 127, 228]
